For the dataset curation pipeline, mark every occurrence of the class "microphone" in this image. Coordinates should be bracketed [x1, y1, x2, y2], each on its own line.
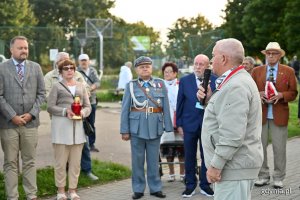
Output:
[200, 68, 212, 105]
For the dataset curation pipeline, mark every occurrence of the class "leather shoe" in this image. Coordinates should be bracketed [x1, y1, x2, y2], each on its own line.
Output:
[150, 191, 166, 198]
[132, 192, 144, 199]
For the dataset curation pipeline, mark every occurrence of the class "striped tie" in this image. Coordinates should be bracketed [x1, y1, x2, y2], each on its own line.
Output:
[17, 63, 24, 82]
[269, 68, 274, 82]
[215, 74, 226, 88]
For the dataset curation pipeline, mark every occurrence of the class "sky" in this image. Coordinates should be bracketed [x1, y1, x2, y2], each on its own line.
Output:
[110, 0, 228, 43]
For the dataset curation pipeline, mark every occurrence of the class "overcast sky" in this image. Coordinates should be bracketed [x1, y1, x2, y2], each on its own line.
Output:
[110, 0, 228, 42]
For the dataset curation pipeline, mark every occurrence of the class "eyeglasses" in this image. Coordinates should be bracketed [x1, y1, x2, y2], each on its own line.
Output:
[164, 70, 174, 74]
[62, 66, 75, 71]
[266, 52, 280, 57]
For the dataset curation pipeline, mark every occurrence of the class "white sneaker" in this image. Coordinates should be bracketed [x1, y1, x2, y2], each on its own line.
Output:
[167, 174, 175, 182]
[180, 175, 185, 182]
[87, 172, 99, 181]
[254, 178, 270, 186]
[273, 180, 283, 188]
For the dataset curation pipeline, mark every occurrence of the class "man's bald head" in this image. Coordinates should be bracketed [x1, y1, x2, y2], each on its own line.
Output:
[193, 54, 210, 78]
[211, 38, 244, 76]
[216, 38, 244, 66]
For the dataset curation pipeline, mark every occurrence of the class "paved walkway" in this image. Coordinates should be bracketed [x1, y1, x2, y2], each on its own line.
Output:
[0, 102, 299, 199]
[43, 137, 300, 200]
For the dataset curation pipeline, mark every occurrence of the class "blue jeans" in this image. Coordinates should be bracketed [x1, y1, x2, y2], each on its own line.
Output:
[81, 140, 92, 173]
[87, 104, 97, 147]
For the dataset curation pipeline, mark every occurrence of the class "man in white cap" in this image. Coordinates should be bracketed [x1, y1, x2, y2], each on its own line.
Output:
[77, 53, 100, 152]
[252, 42, 298, 189]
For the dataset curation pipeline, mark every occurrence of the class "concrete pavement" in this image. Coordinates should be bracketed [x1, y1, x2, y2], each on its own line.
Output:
[0, 102, 299, 199]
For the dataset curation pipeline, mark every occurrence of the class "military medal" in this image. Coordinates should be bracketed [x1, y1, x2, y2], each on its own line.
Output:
[157, 98, 161, 104]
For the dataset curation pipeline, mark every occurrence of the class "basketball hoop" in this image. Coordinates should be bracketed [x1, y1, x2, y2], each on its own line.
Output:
[85, 18, 113, 73]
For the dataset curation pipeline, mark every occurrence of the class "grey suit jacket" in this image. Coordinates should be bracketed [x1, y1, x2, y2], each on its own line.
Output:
[120, 78, 173, 140]
[0, 59, 46, 128]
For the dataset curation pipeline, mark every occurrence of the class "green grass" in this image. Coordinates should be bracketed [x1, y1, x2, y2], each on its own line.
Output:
[288, 98, 300, 138]
[0, 160, 131, 199]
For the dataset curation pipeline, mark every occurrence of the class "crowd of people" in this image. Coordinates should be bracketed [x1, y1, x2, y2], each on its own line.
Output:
[0, 35, 298, 200]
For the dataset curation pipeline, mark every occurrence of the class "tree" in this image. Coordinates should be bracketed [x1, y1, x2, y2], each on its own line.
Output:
[165, 14, 213, 63]
[284, 0, 300, 56]
[221, 0, 250, 43]
[0, 0, 37, 57]
[242, 0, 287, 56]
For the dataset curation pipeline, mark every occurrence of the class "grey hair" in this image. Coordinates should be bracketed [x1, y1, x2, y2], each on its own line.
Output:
[55, 52, 70, 66]
[216, 38, 245, 65]
[244, 56, 255, 65]
[125, 61, 133, 67]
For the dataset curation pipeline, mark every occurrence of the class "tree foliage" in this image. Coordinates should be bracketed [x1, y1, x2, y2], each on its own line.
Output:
[165, 14, 214, 62]
[222, 0, 299, 58]
[0, 0, 37, 47]
[284, 0, 300, 56]
[221, 0, 249, 46]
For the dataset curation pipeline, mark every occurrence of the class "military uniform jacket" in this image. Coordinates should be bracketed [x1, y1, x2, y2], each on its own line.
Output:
[120, 78, 173, 139]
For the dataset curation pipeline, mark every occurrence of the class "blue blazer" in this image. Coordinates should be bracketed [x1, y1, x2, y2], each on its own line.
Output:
[176, 73, 217, 133]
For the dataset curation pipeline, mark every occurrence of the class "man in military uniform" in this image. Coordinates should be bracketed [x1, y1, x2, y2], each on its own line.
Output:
[120, 56, 173, 199]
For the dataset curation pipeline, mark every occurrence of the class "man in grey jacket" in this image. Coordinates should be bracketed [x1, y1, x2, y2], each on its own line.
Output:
[198, 38, 263, 200]
[77, 53, 100, 152]
[0, 36, 46, 200]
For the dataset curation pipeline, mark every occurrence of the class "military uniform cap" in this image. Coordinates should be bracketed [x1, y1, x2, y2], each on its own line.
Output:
[134, 56, 152, 67]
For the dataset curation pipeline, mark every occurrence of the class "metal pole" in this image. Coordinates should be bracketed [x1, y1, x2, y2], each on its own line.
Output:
[98, 32, 103, 71]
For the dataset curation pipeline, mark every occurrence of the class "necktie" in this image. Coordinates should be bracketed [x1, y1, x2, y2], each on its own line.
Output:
[143, 82, 149, 88]
[17, 63, 24, 82]
[269, 68, 274, 82]
[197, 77, 203, 85]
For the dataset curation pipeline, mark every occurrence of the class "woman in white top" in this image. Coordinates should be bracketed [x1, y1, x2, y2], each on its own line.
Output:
[160, 62, 185, 182]
[47, 59, 91, 200]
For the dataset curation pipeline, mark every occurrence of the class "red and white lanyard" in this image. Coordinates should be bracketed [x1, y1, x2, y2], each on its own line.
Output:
[217, 65, 245, 90]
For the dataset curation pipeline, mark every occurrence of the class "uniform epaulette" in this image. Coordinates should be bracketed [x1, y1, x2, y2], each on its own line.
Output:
[130, 79, 138, 82]
[153, 78, 164, 82]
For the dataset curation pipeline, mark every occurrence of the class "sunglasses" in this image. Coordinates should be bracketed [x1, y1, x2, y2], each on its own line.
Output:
[62, 66, 75, 71]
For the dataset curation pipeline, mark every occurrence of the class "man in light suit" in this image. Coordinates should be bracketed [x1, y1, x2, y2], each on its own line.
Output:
[176, 54, 216, 198]
[199, 38, 263, 200]
[0, 36, 46, 200]
[252, 42, 298, 188]
[120, 56, 173, 199]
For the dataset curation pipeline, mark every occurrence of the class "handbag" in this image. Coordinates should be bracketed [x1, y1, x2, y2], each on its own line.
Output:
[83, 119, 94, 136]
[160, 131, 183, 144]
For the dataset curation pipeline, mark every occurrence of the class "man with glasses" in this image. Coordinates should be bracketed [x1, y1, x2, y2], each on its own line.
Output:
[252, 42, 298, 189]
[177, 54, 216, 198]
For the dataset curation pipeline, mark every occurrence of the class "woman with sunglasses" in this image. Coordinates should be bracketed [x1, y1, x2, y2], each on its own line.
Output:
[47, 59, 91, 200]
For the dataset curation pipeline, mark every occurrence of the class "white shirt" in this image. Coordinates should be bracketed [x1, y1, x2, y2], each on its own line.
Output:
[164, 79, 178, 125]
[117, 65, 133, 89]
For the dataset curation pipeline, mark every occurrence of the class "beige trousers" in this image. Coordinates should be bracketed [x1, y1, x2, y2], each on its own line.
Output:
[0, 127, 38, 200]
[214, 179, 255, 200]
[53, 143, 84, 189]
[259, 119, 287, 181]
